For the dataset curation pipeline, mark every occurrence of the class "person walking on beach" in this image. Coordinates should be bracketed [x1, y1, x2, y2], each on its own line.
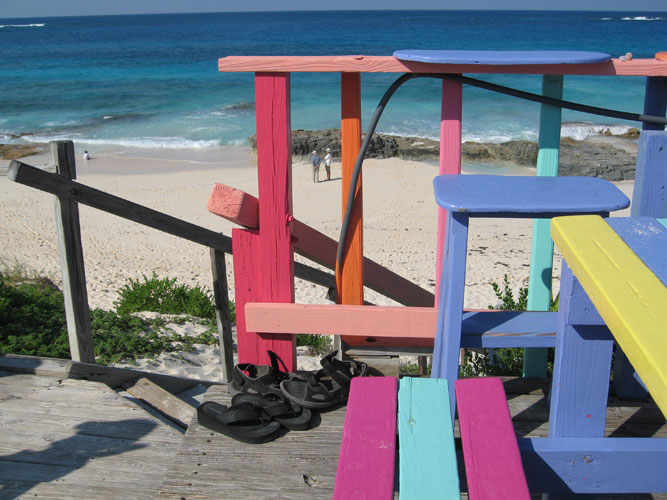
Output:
[324, 147, 332, 181]
[311, 150, 321, 183]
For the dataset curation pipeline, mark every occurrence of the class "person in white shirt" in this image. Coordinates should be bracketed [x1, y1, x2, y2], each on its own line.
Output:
[324, 147, 332, 181]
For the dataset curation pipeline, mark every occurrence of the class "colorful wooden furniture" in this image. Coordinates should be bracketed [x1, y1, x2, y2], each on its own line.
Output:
[456, 377, 530, 500]
[333, 377, 459, 500]
[550, 215, 667, 425]
[394, 50, 613, 377]
[527, 214, 667, 496]
[217, 55, 667, 370]
[431, 175, 630, 418]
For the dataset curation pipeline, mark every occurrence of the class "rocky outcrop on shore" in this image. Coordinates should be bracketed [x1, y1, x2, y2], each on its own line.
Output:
[250, 128, 639, 181]
[0, 143, 46, 160]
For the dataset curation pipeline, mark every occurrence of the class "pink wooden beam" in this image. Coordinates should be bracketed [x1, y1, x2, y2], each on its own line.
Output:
[208, 183, 434, 307]
[219, 56, 667, 77]
[233, 72, 295, 370]
[436, 78, 463, 302]
[246, 302, 436, 348]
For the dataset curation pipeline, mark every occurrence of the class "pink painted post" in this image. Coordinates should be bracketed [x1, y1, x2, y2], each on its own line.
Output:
[233, 72, 296, 371]
[436, 79, 463, 302]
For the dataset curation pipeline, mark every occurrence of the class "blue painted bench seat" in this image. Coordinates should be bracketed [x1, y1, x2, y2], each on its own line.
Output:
[431, 174, 631, 420]
[393, 49, 611, 66]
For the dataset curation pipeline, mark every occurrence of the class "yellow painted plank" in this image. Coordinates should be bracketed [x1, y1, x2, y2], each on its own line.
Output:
[551, 215, 667, 416]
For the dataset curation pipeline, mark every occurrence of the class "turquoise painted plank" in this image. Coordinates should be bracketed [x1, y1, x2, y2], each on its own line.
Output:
[659, 218, 667, 229]
[524, 74, 563, 378]
[398, 378, 459, 500]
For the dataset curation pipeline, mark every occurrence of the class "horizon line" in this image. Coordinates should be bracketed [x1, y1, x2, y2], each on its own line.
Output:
[3, 8, 667, 20]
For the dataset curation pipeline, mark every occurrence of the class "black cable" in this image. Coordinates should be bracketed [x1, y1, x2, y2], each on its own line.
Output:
[335, 72, 667, 279]
[441, 73, 667, 126]
[335, 73, 420, 275]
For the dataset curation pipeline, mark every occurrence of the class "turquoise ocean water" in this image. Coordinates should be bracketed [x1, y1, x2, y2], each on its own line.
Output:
[1, 10, 665, 152]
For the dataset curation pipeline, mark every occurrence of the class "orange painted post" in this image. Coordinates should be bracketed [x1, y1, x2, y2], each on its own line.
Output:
[436, 79, 463, 303]
[233, 72, 295, 371]
[338, 72, 364, 321]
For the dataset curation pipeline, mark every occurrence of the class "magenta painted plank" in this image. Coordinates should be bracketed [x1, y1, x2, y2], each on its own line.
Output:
[333, 377, 397, 500]
[456, 378, 530, 500]
[252, 72, 296, 370]
[436, 78, 462, 302]
[232, 228, 263, 364]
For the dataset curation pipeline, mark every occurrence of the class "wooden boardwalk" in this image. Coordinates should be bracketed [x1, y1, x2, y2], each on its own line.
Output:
[0, 369, 184, 500]
[158, 379, 667, 500]
[0, 361, 665, 499]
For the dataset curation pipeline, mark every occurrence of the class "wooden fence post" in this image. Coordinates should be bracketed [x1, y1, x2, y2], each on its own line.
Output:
[210, 248, 234, 381]
[337, 72, 363, 353]
[51, 140, 95, 363]
[233, 72, 295, 370]
[436, 78, 463, 303]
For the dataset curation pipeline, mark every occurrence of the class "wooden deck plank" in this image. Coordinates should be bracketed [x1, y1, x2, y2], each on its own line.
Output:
[0, 371, 183, 500]
[155, 384, 346, 500]
[1, 369, 665, 499]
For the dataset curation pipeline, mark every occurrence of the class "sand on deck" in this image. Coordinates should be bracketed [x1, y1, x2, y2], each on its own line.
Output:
[0, 145, 634, 379]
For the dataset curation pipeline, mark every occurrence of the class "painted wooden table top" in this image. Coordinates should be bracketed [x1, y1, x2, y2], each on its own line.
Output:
[432, 175, 630, 214]
[551, 215, 667, 416]
[393, 50, 611, 65]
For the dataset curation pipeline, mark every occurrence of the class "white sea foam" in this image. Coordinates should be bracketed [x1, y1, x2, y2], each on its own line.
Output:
[16, 134, 221, 149]
[0, 23, 45, 28]
[560, 122, 635, 140]
[620, 16, 664, 21]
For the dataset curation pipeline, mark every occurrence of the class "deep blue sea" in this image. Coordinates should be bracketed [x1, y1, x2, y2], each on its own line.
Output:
[1, 10, 666, 151]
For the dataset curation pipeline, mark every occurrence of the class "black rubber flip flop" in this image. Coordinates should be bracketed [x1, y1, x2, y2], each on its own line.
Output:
[231, 392, 313, 431]
[196, 401, 281, 444]
[279, 351, 369, 410]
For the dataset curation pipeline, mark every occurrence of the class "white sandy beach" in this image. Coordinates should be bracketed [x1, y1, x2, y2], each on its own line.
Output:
[0, 144, 634, 380]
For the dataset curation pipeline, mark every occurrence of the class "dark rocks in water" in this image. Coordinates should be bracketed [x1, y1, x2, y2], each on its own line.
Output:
[558, 137, 636, 181]
[249, 129, 399, 159]
[249, 128, 638, 181]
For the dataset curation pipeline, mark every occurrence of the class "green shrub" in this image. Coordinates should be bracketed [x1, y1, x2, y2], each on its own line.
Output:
[114, 273, 217, 319]
[296, 334, 332, 356]
[0, 273, 70, 359]
[0, 270, 227, 365]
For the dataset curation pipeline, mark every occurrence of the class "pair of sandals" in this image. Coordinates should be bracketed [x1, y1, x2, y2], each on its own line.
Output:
[197, 351, 368, 444]
[197, 392, 312, 444]
[231, 350, 368, 410]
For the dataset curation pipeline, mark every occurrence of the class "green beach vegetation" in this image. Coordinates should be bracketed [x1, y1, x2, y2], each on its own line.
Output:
[0, 265, 331, 365]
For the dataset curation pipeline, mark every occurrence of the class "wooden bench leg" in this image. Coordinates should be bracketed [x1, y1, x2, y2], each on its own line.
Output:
[432, 211, 470, 421]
